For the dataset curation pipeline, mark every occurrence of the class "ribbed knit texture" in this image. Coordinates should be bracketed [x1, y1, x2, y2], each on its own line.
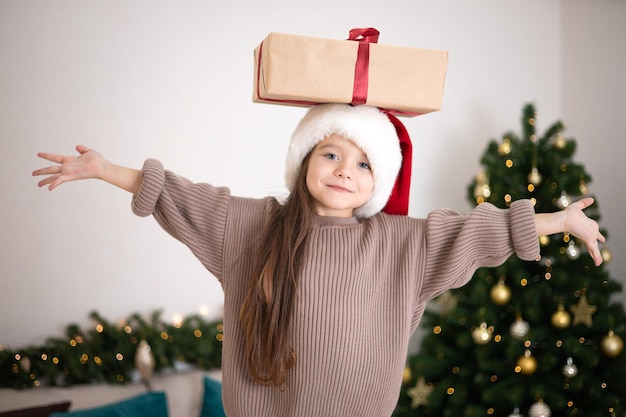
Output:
[132, 158, 540, 417]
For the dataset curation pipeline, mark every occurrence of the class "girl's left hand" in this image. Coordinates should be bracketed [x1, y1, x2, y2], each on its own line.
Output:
[564, 197, 606, 266]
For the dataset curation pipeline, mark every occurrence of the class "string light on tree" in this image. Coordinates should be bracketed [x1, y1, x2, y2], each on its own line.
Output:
[508, 407, 523, 417]
[565, 240, 580, 260]
[498, 137, 512, 155]
[473, 170, 491, 203]
[555, 191, 572, 209]
[472, 322, 494, 345]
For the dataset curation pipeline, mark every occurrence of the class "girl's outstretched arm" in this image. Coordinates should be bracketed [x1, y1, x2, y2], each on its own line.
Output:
[534, 197, 606, 266]
[32, 145, 142, 194]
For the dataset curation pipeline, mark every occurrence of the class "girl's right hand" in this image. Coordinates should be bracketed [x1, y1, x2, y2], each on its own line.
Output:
[32, 145, 105, 191]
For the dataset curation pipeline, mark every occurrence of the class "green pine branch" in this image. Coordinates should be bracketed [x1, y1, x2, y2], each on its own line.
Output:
[0, 310, 223, 389]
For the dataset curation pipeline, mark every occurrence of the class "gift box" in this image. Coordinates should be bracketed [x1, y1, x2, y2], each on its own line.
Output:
[253, 28, 448, 116]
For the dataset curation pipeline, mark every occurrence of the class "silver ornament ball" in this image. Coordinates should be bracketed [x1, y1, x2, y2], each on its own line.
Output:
[529, 401, 551, 417]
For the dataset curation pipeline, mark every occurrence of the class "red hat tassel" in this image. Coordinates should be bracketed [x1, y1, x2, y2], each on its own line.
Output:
[382, 113, 413, 215]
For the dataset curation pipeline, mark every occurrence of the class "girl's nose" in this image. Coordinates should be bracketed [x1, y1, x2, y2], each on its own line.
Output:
[334, 163, 352, 179]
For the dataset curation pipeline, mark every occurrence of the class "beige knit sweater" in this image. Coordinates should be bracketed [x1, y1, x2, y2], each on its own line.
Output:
[131, 159, 540, 417]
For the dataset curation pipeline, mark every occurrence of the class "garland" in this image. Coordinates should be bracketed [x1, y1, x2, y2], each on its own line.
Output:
[0, 310, 223, 389]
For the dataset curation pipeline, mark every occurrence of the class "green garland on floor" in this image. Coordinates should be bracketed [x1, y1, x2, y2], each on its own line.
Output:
[0, 310, 223, 389]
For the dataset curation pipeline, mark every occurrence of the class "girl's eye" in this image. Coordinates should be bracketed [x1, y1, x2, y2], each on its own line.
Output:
[324, 153, 338, 160]
[358, 162, 371, 170]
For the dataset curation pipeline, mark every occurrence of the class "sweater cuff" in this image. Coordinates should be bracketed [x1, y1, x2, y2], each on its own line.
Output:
[510, 200, 540, 261]
[131, 158, 165, 217]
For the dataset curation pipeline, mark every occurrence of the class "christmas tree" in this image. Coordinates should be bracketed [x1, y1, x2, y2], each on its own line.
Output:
[394, 104, 626, 417]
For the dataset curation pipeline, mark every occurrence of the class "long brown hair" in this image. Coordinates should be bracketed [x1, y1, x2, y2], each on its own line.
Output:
[239, 153, 314, 389]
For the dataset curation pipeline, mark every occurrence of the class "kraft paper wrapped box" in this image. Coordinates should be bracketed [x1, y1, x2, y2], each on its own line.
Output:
[253, 29, 448, 116]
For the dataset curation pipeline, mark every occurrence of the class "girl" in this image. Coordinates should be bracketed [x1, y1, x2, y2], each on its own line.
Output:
[33, 104, 604, 417]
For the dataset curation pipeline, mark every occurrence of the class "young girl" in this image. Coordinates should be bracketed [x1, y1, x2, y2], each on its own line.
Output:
[33, 104, 604, 417]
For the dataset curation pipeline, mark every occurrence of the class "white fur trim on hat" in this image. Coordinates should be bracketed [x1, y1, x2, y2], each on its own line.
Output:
[286, 103, 401, 218]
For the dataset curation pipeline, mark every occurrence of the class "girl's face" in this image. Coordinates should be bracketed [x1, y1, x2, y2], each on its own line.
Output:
[306, 134, 374, 217]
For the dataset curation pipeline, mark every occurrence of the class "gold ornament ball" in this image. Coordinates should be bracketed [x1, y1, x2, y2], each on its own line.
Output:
[403, 367, 412, 383]
[601, 247, 613, 264]
[601, 331, 624, 358]
[554, 135, 566, 149]
[517, 353, 538, 375]
[490, 281, 512, 305]
[551, 307, 571, 329]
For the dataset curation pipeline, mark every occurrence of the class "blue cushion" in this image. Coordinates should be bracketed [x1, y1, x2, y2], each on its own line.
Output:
[50, 392, 167, 417]
[199, 376, 226, 417]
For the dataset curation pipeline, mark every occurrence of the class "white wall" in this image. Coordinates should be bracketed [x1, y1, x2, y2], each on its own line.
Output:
[1, 0, 621, 350]
[561, 0, 626, 305]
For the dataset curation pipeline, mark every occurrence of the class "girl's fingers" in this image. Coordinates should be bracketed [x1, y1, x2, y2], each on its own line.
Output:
[32, 166, 60, 176]
[36, 152, 63, 164]
[36, 175, 56, 189]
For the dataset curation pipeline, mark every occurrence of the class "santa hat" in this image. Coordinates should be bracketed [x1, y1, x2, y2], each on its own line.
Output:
[286, 103, 413, 218]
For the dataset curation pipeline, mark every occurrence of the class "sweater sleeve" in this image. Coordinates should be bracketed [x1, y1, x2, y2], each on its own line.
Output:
[419, 200, 539, 303]
[130, 158, 230, 280]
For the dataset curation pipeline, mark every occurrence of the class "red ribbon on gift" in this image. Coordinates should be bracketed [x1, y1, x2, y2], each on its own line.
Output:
[347, 27, 379, 106]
